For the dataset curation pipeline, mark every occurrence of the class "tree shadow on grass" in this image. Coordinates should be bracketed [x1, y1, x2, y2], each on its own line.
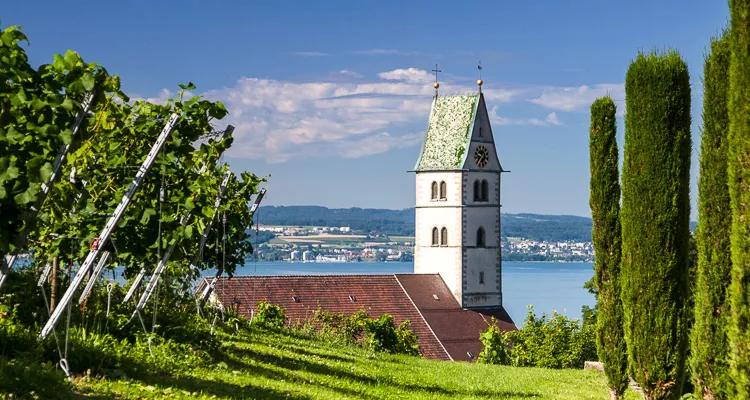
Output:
[231, 346, 540, 399]
[244, 334, 409, 366]
[134, 373, 313, 400]
[274, 343, 359, 364]
[221, 346, 379, 399]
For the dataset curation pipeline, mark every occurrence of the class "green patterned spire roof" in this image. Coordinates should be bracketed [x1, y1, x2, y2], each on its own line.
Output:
[414, 94, 479, 171]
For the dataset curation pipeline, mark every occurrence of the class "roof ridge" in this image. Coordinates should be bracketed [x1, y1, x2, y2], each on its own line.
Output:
[436, 91, 480, 98]
[212, 274, 401, 279]
[394, 274, 453, 361]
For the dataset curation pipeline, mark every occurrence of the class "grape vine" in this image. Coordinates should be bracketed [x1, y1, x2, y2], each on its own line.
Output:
[1, 25, 263, 295]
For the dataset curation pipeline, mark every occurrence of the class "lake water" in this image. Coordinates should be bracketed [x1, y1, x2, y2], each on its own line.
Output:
[24, 258, 594, 326]
[214, 261, 596, 325]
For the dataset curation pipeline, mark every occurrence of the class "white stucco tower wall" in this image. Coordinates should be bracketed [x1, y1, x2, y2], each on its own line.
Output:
[412, 92, 504, 309]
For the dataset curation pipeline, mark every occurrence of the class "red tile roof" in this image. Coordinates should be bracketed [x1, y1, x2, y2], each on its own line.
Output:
[201, 273, 516, 362]
[395, 274, 516, 361]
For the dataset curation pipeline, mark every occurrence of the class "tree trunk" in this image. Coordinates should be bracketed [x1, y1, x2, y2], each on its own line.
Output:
[50, 256, 59, 312]
[65, 259, 72, 290]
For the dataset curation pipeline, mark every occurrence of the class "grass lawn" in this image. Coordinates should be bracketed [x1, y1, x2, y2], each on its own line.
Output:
[74, 328, 642, 399]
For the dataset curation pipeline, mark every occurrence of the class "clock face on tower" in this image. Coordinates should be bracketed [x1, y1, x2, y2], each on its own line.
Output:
[474, 145, 489, 168]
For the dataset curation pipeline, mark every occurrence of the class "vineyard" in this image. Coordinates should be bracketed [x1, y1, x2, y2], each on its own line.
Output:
[0, 23, 267, 395]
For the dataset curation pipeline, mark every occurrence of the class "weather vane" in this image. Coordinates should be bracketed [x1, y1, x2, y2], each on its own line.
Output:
[477, 62, 483, 93]
[432, 64, 441, 97]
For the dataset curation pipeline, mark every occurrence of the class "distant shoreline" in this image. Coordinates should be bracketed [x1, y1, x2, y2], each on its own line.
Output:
[244, 260, 593, 264]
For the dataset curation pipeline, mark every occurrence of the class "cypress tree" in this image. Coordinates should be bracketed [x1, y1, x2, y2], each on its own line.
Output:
[589, 97, 628, 399]
[621, 50, 692, 400]
[690, 31, 732, 399]
[728, 0, 750, 395]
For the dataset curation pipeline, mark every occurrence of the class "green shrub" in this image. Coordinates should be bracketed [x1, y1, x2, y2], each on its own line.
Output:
[0, 264, 220, 382]
[510, 306, 596, 369]
[589, 96, 628, 398]
[310, 309, 418, 355]
[0, 301, 38, 357]
[478, 306, 596, 369]
[621, 50, 692, 400]
[364, 314, 419, 356]
[313, 308, 369, 344]
[222, 304, 252, 335]
[690, 30, 732, 399]
[728, 0, 750, 395]
[253, 301, 288, 329]
[0, 357, 72, 400]
[478, 318, 511, 365]
[393, 320, 420, 356]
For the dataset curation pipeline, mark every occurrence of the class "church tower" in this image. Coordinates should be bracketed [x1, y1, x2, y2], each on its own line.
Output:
[412, 79, 505, 309]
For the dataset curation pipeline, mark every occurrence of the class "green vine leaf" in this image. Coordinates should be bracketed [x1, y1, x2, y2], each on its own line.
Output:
[81, 72, 95, 91]
[178, 82, 196, 91]
[140, 208, 157, 225]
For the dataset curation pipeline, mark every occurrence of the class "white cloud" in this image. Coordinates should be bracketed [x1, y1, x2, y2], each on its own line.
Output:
[352, 49, 437, 57]
[339, 69, 363, 78]
[198, 68, 521, 162]
[196, 68, 519, 162]
[529, 84, 625, 112]
[129, 88, 199, 105]
[293, 51, 329, 57]
[199, 71, 444, 162]
[488, 106, 563, 127]
[134, 69, 623, 163]
[129, 88, 174, 104]
[546, 112, 561, 126]
[378, 68, 432, 83]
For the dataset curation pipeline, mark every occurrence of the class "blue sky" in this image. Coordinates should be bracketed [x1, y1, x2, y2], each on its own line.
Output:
[2, 1, 729, 217]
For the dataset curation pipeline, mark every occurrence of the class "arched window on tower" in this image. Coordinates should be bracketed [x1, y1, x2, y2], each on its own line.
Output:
[431, 181, 438, 200]
[481, 180, 489, 202]
[441, 227, 448, 246]
[432, 227, 439, 246]
[439, 181, 447, 200]
[473, 180, 480, 201]
[477, 227, 486, 248]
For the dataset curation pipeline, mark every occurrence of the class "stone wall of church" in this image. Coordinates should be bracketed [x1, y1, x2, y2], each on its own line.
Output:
[414, 172, 464, 303]
[464, 171, 500, 206]
[414, 171, 463, 206]
[461, 204, 502, 308]
[463, 248, 501, 307]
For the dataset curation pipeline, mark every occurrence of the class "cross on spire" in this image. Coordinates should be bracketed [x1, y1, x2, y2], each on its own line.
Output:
[432, 64, 441, 83]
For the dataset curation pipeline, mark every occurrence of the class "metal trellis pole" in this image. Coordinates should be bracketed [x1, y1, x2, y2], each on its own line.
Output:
[38, 113, 180, 340]
[131, 169, 232, 320]
[199, 187, 266, 307]
[122, 126, 234, 303]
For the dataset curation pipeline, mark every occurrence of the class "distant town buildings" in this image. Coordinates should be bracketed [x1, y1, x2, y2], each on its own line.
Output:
[251, 224, 593, 263]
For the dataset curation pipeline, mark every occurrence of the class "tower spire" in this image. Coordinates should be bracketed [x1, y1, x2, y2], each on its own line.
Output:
[432, 64, 441, 97]
[477, 62, 483, 94]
